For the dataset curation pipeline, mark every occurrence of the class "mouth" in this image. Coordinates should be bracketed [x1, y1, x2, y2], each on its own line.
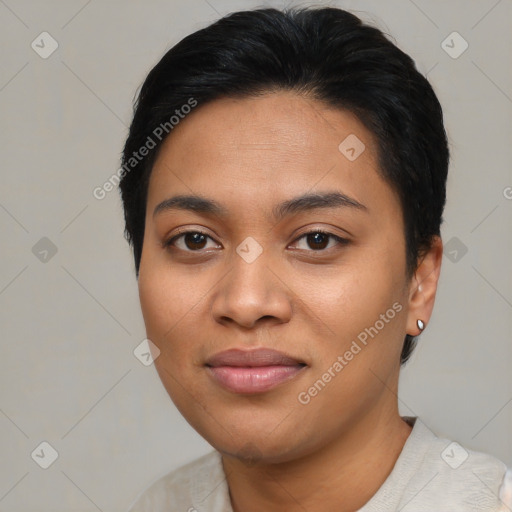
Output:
[205, 348, 307, 394]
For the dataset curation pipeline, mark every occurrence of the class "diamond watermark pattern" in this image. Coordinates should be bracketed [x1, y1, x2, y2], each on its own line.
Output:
[32, 236, 58, 263]
[443, 236, 468, 263]
[31, 441, 59, 469]
[236, 236, 263, 263]
[31, 32, 59, 59]
[338, 134, 365, 161]
[134, 338, 161, 366]
[441, 441, 469, 469]
[441, 31, 468, 59]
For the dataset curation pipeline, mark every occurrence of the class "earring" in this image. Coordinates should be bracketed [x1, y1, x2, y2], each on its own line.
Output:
[417, 319, 425, 331]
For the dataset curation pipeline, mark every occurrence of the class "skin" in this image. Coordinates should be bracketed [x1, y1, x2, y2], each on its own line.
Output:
[137, 91, 443, 512]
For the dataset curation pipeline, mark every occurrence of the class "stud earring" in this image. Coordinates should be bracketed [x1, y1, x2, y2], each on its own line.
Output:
[417, 319, 425, 331]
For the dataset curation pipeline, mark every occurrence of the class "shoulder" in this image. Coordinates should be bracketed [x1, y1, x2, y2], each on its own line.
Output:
[404, 419, 510, 511]
[499, 468, 512, 510]
[126, 450, 226, 512]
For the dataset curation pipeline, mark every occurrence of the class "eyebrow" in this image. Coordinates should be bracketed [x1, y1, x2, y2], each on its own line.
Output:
[152, 191, 368, 221]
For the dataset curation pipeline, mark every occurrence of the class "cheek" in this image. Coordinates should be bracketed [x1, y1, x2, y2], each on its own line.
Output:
[138, 263, 170, 339]
[292, 273, 406, 421]
[298, 267, 408, 395]
[294, 261, 401, 339]
[137, 254, 216, 378]
[138, 255, 200, 336]
[138, 263, 202, 398]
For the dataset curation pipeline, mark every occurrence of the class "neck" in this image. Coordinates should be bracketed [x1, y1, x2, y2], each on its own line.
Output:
[222, 407, 412, 512]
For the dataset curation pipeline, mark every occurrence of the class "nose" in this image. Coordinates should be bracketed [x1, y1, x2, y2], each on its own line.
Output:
[210, 250, 293, 330]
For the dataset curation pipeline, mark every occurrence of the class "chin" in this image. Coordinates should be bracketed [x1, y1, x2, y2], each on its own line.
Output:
[215, 432, 324, 467]
[182, 404, 321, 465]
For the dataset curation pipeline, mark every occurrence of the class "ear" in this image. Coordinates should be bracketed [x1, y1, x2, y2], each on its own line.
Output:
[406, 236, 443, 336]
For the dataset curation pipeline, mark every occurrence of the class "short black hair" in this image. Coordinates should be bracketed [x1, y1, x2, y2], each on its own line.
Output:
[119, 6, 449, 365]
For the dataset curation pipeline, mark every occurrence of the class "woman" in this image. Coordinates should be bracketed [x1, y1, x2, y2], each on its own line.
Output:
[120, 6, 512, 511]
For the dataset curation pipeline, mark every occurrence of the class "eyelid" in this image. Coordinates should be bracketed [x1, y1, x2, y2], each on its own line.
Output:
[163, 227, 350, 252]
[162, 227, 216, 249]
[290, 228, 349, 251]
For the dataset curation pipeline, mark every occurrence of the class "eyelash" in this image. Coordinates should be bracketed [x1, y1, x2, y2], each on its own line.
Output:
[162, 229, 349, 253]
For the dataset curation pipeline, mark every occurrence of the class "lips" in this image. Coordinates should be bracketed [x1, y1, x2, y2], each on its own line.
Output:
[205, 348, 307, 394]
[206, 348, 305, 367]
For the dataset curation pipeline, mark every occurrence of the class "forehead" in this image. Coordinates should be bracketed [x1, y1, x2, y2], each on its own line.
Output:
[147, 91, 400, 223]
[154, 92, 376, 167]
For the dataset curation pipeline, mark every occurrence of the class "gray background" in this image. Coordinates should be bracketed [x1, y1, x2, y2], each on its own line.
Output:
[0, 0, 511, 510]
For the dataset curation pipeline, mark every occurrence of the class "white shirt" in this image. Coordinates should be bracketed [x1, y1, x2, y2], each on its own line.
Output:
[127, 416, 512, 511]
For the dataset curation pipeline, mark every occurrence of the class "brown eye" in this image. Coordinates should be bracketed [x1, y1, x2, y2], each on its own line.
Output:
[182, 232, 208, 250]
[292, 230, 349, 251]
[164, 231, 217, 251]
[306, 232, 329, 250]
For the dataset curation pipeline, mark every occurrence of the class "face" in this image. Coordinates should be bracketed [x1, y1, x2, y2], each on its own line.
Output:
[138, 91, 416, 463]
